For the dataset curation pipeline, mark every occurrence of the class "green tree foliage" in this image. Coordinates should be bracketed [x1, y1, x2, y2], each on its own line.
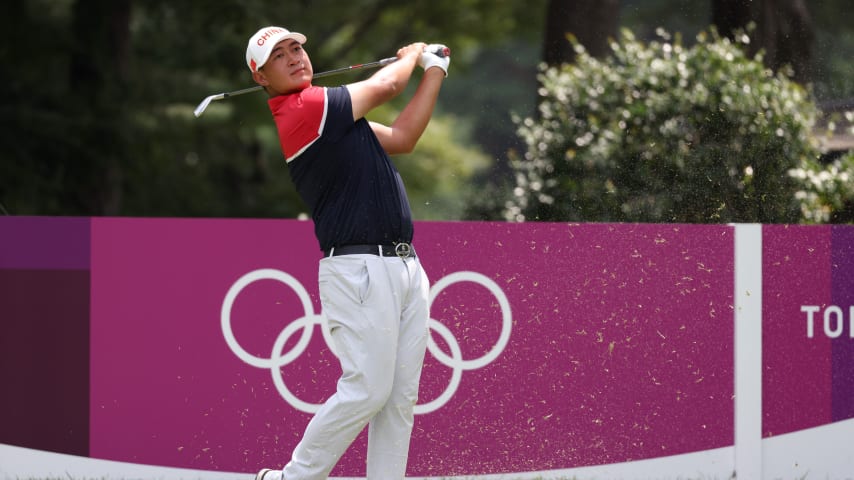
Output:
[0, 0, 544, 218]
[4, 0, 852, 221]
[503, 28, 852, 224]
[791, 147, 854, 223]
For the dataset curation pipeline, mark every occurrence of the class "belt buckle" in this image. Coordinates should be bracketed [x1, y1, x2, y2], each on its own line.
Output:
[394, 242, 412, 258]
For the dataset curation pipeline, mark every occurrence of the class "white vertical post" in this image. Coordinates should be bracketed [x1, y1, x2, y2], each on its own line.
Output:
[734, 224, 763, 479]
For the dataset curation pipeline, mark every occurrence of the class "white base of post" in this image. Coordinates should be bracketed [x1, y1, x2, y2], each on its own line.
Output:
[734, 224, 763, 479]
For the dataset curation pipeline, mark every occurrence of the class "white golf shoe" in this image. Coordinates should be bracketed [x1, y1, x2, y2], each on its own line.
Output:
[255, 468, 283, 480]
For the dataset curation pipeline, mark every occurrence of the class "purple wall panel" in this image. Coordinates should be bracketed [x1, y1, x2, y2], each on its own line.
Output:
[0, 216, 89, 269]
[1, 216, 850, 477]
[0, 217, 91, 455]
[831, 227, 854, 422]
[89, 219, 734, 475]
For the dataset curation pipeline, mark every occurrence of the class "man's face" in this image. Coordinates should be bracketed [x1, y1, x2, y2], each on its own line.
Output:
[253, 39, 313, 95]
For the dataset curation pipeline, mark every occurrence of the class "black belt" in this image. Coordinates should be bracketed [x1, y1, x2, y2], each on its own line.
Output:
[325, 243, 415, 259]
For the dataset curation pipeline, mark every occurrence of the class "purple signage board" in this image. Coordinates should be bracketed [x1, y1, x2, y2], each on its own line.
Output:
[88, 219, 735, 476]
[0, 216, 91, 456]
[0, 215, 90, 270]
[763, 225, 854, 437]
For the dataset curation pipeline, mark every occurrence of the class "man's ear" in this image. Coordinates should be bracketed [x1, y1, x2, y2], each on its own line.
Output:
[252, 70, 269, 86]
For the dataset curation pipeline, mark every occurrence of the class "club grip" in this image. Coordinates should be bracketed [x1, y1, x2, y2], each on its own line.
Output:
[424, 45, 451, 58]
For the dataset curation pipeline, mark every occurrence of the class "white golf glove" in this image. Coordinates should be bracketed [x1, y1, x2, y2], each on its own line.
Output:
[419, 44, 450, 77]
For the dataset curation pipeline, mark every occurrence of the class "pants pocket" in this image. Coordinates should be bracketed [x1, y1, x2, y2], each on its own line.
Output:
[319, 256, 371, 307]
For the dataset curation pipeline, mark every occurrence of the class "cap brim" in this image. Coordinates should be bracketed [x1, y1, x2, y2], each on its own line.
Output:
[257, 32, 308, 70]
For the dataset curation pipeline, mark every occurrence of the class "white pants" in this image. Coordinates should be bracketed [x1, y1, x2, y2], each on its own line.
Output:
[282, 252, 430, 480]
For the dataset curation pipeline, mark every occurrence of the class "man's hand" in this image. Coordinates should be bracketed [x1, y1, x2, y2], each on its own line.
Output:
[397, 43, 428, 63]
[418, 44, 450, 77]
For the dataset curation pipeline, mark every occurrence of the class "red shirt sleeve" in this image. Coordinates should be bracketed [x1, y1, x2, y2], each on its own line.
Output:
[268, 86, 327, 162]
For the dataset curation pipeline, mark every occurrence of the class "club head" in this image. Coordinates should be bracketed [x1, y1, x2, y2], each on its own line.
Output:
[194, 94, 219, 118]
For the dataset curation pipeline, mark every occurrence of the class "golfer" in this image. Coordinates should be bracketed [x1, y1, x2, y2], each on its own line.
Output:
[245, 26, 449, 480]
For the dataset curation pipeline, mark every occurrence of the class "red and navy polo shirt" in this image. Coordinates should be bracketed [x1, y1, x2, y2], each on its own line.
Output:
[268, 85, 414, 252]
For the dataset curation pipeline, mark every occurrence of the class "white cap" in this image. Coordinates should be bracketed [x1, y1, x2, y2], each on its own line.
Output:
[246, 26, 307, 72]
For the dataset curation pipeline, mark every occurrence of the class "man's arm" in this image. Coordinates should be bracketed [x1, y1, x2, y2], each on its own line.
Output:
[369, 67, 445, 155]
[346, 43, 425, 123]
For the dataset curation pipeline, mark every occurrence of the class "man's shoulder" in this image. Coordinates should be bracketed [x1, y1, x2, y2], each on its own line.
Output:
[268, 85, 326, 111]
[269, 86, 330, 160]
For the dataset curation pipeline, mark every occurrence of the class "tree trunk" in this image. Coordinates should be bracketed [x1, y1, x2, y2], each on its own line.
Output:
[70, 0, 132, 215]
[711, 0, 753, 38]
[711, 0, 814, 83]
[542, 0, 620, 66]
[762, 0, 814, 83]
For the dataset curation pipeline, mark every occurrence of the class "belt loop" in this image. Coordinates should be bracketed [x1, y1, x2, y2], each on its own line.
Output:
[378, 245, 383, 256]
[329, 247, 335, 257]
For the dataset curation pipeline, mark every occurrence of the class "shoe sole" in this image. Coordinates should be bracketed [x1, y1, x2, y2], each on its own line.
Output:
[255, 468, 274, 480]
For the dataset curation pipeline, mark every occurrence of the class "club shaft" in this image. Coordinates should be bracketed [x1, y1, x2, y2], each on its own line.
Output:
[314, 56, 397, 79]
[229, 57, 396, 97]
[194, 57, 397, 117]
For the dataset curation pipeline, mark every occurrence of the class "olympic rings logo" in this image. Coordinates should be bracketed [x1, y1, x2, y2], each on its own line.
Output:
[221, 268, 512, 415]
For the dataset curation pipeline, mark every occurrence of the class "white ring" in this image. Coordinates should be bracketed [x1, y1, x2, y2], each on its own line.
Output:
[427, 271, 513, 370]
[221, 269, 315, 369]
[221, 268, 512, 414]
[270, 314, 328, 413]
[414, 319, 464, 415]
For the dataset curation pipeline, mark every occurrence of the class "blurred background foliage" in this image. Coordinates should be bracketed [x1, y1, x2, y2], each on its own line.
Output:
[1, 0, 852, 223]
[504, 28, 843, 224]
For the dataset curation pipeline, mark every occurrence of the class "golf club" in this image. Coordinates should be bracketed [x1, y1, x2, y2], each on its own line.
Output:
[194, 45, 450, 118]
